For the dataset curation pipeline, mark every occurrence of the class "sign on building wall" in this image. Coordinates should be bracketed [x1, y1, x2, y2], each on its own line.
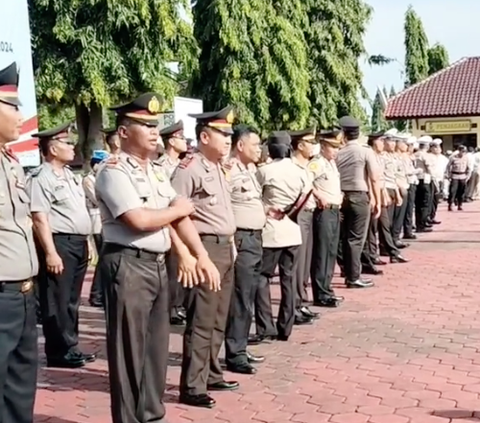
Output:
[425, 120, 472, 133]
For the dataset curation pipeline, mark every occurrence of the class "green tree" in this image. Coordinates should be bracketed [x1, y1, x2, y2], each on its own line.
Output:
[427, 43, 449, 75]
[305, 0, 373, 127]
[404, 5, 429, 86]
[370, 88, 390, 131]
[30, 0, 198, 160]
[190, 0, 310, 132]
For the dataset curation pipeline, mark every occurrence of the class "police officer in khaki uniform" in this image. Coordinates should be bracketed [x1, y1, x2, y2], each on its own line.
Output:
[96, 93, 219, 423]
[380, 133, 409, 263]
[157, 120, 187, 178]
[28, 121, 95, 369]
[336, 117, 381, 288]
[403, 136, 419, 238]
[290, 128, 320, 321]
[392, 134, 411, 245]
[255, 131, 309, 341]
[308, 131, 343, 307]
[171, 106, 238, 409]
[84, 150, 109, 308]
[415, 136, 434, 232]
[446, 145, 470, 211]
[0, 62, 39, 423]
[157, 120, 188, 325]
[223, 124, 266, 375]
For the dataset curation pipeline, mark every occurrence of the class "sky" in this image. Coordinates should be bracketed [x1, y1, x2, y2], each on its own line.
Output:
[361, 0, 480, 108]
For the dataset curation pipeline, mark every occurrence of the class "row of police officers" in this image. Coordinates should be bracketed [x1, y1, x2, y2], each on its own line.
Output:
[0, 58, 453, 423]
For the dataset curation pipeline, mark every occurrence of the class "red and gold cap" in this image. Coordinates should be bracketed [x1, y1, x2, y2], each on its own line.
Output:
[0, 62, 21, 107]
[189, 105, 234, 135]
[110, 93, 163, 127]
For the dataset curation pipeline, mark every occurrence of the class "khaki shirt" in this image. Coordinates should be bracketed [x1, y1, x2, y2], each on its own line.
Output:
[228, 159, 266, 230]
[0, 151, 39, 280]
[256, 158, 303, 248]
[373, 150, 386, 188]
[95, 152, 177, 253]
[403, 154, 418, 185]
[395, 154, 410, 190]
[336, 140, 379, 192]
[28, 163, 92, 235]
[83, 173, 101, 234]
[447, 155, 470, 180]
[155, 154, 180, 179]
[382, 152, 398, 190]
[170, 151, 236, 236]
[292, 156, 316, 210]
[415, 149, 433, 183]
[307, 155, 343, 205]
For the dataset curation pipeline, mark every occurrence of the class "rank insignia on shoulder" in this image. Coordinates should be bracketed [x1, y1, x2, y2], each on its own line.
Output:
[29, 165, 43, 177]
[221, 158, 234, 171]
[105, 155, 120, 167]
[178, 155, 194, 169]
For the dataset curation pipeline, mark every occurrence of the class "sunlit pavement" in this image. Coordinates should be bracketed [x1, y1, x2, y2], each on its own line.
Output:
[35, 201, 480, 423]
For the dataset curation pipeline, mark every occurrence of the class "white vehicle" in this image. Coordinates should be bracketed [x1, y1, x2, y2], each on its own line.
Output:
[0, 0, 39, 167]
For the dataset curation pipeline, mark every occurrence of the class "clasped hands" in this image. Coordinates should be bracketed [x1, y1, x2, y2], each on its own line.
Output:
[177, 251, 221, 292]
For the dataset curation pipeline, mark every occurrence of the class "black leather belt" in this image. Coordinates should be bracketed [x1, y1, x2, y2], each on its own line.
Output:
[236, 229, 262, 233]
[452, 171, 467, 175]
[0, 279, 34, 293]
[103, 243, 166, 262]
[200, 234, 234, 245]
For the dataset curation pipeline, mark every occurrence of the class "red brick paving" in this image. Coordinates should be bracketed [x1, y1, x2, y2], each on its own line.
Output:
[34, 202, 480, 423]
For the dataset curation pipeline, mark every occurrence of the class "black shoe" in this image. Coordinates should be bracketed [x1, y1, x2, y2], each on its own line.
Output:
[416, 227, 433, 233]
[246, 351, 265, 364]
[458, 205, 464, 211]
[431, 220, 441, 225]
[390, 255, 409, 264]
[373, 258, 387, 265]
[247, 334, 263, 345]
[276, 334, 289, 341]
[47, 354, 86, 369]
[299, 306, 319, 319]
[345, 279, 374, 289]
[207, 381, 239, 391]
[403, 233, 417, 240]
[294, 314, 314, 325]
[362, 266, 383, 276]
[170, 316, 186, 326]
[313, 297, 339, 308]
[227, 362, 257, 375]
[179, 393, 216, 408]
[395, 241, 409, 249]
[448, 204, 453, 211]
[71, 350, 96, 363]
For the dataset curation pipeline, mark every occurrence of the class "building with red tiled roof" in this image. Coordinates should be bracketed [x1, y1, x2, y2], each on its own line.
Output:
[385, 57, 480, 151]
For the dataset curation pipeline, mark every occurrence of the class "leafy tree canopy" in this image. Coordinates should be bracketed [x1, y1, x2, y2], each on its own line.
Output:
[428, 43, 450, 75]
[404, 5, 430, 86]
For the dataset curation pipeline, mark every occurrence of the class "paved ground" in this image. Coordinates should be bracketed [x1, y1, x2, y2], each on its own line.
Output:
[35, 201, 480, 423]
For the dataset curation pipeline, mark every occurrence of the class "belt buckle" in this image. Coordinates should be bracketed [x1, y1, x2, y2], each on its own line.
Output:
[21, 279, 33, 293]
[228, 235, 234, 244]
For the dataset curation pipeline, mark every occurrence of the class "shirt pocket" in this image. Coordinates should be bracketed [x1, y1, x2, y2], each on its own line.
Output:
[52, 186, 69, 203]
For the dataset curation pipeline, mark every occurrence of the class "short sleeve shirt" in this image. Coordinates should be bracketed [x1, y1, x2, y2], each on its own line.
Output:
[95, 152, 177, 253]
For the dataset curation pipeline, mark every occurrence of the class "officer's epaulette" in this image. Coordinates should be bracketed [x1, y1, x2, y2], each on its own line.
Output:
[178, 154, 194, 169]
[222, 158, 235, 171]
[3, 147, 19, 163]
[104, 155, 120, 168]
[29, 165, 44, 178]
